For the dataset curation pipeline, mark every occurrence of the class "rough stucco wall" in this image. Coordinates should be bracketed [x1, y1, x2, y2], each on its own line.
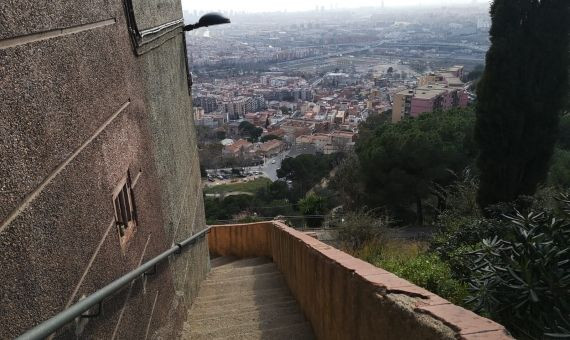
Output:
[136, 30, 209, 326]
[132, 0, 183, 30]
[0, 0, 207, 338]
[0, 0, 114, 39]
[208, 222, 512, 340]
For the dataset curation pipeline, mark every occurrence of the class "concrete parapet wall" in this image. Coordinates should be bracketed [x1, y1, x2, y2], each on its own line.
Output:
[209, 221, 512, 340]
[208, 222, 273, 258]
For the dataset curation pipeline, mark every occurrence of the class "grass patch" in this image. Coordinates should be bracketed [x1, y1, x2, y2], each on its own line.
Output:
[204, 177, 272, 195]
[348, 239, 469, 306]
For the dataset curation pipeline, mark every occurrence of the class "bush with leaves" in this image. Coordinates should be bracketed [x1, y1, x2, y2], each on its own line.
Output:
[298, 194, 327, 228]
[379, 253, 469, 306]
[467, 211, 570, 338]
[431, 170, 503, 279]
[336, 210, 393, 251]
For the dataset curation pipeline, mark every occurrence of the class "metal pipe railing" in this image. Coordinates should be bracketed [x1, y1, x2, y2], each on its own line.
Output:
[16, 227, 211, 340]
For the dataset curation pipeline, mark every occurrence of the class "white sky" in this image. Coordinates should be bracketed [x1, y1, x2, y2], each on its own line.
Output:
[182, 0, 490, 13]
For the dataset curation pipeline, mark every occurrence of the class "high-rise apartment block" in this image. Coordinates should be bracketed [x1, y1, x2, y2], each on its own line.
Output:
[392, 66, 469, 122]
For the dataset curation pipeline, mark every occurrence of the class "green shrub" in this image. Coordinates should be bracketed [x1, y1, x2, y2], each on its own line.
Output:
[431, 218, 503, 280]
[375, 253, 469, 306]
[468, 211, 570, 338]
[336, 210, 393, 251]
[298, 194, 326, 228]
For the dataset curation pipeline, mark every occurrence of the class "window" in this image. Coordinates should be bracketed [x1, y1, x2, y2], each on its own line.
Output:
[113, 173, 138, 241]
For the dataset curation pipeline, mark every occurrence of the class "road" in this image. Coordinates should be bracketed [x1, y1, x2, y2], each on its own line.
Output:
[206, 148, 314, 183]
[275, 41, 487, 70]
[260, 150, 290, 181]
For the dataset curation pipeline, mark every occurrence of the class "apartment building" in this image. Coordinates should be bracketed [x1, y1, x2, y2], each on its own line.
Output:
[392, 66, 469, 123]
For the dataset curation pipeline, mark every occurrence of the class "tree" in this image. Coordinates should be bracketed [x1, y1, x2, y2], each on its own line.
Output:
[329, 153, 366, 210]
[215, 129, 226, 140]
[198, 143, 223, 169]
[475, 0, 569, 209]
[239, 121, 254, 132]
[466, 64, 484, 82]
[356, 109, 476, 225]
[277, 154, 338, 202]
[299, 194, 326, 228]
[248, 127, 263, 143]
[548, 149, 570, 189]
[239, 121, 263, 142]
[557, 114, 570, 150]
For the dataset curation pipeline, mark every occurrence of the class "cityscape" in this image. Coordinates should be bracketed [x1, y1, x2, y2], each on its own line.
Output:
[188, 5, 487, 187]
[1, 0, 567, 339]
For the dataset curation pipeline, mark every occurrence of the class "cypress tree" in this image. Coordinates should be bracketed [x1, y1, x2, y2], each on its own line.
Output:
[475, 0, 569, 208]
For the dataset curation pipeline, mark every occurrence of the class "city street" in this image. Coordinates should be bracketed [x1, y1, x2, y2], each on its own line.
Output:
[260, 150, 290, 181]
[205, 149, 291, 185]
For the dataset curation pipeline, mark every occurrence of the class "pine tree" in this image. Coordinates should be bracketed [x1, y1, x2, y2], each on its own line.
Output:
[475, 0, 569, 208]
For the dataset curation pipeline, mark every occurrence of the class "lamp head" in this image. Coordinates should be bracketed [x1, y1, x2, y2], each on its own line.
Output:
[184, 12, 230, 31]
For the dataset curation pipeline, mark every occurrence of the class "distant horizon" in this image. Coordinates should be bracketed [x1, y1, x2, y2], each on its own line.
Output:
[182, 0, 492, 14]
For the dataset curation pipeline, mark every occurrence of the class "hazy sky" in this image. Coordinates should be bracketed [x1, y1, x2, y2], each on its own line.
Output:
[182, 0, 490, 13]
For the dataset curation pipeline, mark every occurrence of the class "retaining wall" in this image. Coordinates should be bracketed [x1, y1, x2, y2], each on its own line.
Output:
[208, 221, 512, 340]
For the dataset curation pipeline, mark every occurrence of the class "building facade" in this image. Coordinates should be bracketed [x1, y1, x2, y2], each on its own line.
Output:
[0, 1, 207, 338]
[392, 66, 469, 123]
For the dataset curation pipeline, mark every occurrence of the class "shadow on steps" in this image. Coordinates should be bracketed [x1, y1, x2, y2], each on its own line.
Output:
[183, 256, 315, 340]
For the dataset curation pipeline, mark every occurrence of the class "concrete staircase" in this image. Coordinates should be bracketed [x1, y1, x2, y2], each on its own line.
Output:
[182, 257, 315, 340]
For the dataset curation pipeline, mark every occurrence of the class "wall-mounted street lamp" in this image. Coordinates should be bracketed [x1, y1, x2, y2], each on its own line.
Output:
[184, 13, 231, 32]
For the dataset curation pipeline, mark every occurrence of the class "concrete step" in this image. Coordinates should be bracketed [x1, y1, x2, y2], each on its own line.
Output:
[184, 313, 307, 339]
[188, 303, 304, 328]
[212, 257, 272, 270]
[184, 256, 315, 339]
[214, 322, 316, 340]
[190, 299, 299, 321]
[207, 262, 280, 279]
[192, 294, 296, 316]
[210, 256, 238, 268]
[201, 270, 285, 287]
[197, 272, 287, 297]
[193, 286, 293, 306]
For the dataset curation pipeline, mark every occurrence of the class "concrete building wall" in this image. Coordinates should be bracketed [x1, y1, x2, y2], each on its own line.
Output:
[392, 92, 414, 123]
[411, 97, 436, 117]
[0, 0, 207, 338]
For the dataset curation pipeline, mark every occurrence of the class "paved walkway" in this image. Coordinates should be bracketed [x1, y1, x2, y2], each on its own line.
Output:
[183, 257, 315, 340]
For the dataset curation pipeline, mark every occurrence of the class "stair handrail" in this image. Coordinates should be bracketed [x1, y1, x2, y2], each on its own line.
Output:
[16, 226, 211, 340]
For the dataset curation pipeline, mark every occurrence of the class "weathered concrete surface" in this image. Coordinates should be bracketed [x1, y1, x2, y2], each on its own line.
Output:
[132, 0, 183, 31]
[183, 257, 315, 340]
[0, 0, 206, 338]
[208, 222, 273, 258]
[208, 222, 513, 340]
[0, 0, 115, 39]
